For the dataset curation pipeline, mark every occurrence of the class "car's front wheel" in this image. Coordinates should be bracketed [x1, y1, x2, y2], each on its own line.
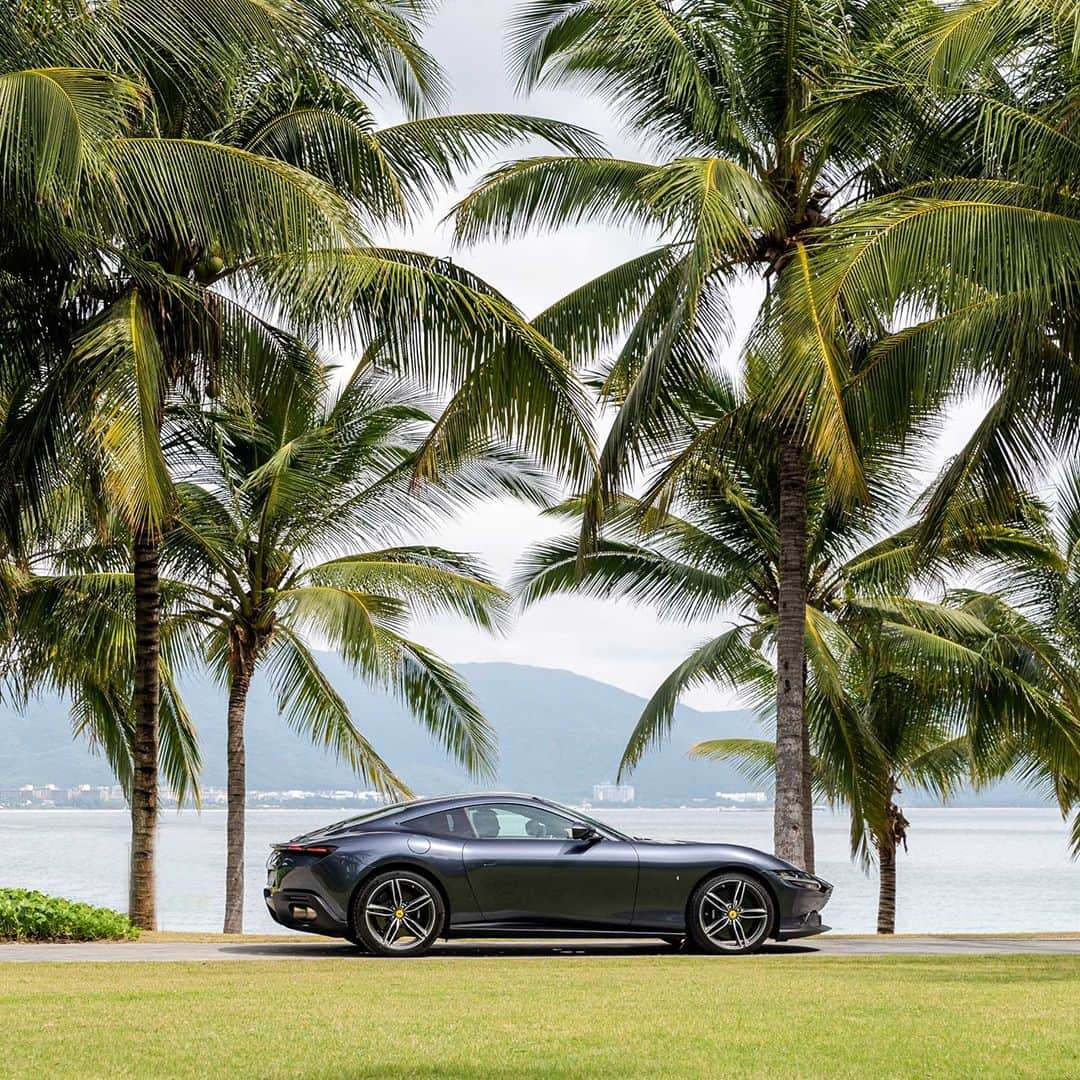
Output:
[351, 871, 445, 957]
[688, 871, 774, 955]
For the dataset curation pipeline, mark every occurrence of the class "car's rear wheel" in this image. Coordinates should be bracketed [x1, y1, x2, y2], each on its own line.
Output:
[351, 870, 444, 957]
[688, 872, 774, 955]
[344, 931, 368, 952]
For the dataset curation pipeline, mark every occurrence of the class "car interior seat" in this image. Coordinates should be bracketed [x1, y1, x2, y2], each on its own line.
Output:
[472, 807, 500, 838]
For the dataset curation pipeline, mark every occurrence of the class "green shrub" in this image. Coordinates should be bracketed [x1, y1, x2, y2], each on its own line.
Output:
[0, 889, 139, 942]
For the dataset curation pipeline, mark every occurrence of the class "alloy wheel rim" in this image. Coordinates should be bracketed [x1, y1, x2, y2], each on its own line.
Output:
[364, 878, 437, 950]
[699, 878, 769, 951]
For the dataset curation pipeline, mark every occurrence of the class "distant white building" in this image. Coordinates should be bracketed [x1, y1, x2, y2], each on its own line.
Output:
[592, 781, 634, 804]
[715, 791, 767, 804]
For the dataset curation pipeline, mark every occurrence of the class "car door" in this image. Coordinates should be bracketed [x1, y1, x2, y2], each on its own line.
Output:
[460, 801, 638, 927]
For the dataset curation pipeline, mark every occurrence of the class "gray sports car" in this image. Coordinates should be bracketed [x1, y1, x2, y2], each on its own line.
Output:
[265, 793, 832, 956]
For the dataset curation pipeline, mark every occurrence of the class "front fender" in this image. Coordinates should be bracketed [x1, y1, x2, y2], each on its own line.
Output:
[629, 842, 804, 932]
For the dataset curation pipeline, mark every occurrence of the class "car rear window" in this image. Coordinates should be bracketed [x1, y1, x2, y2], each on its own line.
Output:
[405, 808, 477, 839]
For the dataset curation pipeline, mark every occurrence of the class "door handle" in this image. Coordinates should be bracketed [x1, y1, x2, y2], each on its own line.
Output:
[479, 861, 497, 868]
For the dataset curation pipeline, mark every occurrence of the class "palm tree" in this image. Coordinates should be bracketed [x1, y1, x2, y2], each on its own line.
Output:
[516, 376, 1080, 887]
[167, 364, 536, 932]
[2, 0, 599, 927]
[451, 0, 966, 868]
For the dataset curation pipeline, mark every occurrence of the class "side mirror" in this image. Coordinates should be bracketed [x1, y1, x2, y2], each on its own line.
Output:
[570, 825, 601, 843]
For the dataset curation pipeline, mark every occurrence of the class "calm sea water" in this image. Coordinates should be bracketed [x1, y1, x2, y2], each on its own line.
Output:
[2, 806, 1077, 935]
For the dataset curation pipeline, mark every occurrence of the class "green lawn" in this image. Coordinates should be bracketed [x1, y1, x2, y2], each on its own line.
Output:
[5, 954, 1079, 1079]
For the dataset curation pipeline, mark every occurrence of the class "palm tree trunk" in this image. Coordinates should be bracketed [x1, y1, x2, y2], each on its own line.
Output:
[223, 653, 254, 934]
[801, 711, 815, 874]
[129, 525, 161, 929]
[774, 437, 809, 868]
[877, 788, 908, 935]
[877, 834, 897, 934]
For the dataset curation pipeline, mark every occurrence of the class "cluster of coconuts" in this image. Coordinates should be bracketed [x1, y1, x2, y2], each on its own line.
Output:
[196, 248, 226, 281]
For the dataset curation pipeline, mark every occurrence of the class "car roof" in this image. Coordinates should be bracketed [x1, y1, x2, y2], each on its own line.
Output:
[391, 792, 554, 817]
[360, 793, 632, 842]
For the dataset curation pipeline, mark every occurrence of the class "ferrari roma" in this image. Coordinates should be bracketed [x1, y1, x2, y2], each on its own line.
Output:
[265, 793, 832, 956]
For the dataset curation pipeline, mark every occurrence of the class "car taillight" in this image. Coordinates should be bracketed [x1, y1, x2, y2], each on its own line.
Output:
[284, 844, 337, 856]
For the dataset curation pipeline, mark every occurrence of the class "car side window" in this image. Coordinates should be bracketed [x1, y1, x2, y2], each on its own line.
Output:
[464, 803, 579, 840]
[405, 808, 476, 839]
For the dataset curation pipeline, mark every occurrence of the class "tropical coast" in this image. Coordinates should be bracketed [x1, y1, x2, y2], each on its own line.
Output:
[4, 0, 1080, 1076]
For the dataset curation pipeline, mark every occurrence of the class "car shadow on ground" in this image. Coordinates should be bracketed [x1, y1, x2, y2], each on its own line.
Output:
[218, 939, 819, 959]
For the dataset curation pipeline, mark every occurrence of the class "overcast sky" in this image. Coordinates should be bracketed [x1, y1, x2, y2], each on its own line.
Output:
[368, 1, 986, 710]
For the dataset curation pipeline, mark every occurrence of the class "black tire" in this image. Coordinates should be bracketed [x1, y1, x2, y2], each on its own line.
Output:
[688, 871, 775, 955]
[351, 870, 445, 957]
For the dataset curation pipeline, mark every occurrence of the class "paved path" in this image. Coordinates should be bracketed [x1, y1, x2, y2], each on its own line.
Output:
[2, 936, 1079, 962]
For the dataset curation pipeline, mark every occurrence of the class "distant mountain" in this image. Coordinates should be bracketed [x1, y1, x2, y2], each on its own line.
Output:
[0, 660, 760, 803]
[0, 659, 1051, 806]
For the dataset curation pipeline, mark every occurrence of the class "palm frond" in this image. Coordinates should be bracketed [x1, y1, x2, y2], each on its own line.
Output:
[305, 548, 509, 633]
[392, 638, 497, 782]
[451, 156, 661, 245]
[266, 630, 412, 798]
[73, 290, 172, 531]
[619, 627, 772, 779]
[375, 113, 604, 205]
[0, 67, 144, 200]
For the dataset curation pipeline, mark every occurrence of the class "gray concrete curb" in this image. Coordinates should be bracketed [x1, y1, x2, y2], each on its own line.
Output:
[3, 935, 1080, 962]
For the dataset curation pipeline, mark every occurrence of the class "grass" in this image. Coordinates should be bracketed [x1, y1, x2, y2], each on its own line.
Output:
[4, 955, 1079, 1078]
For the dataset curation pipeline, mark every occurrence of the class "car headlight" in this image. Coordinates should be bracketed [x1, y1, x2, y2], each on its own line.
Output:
[774, 869, 824, 890]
